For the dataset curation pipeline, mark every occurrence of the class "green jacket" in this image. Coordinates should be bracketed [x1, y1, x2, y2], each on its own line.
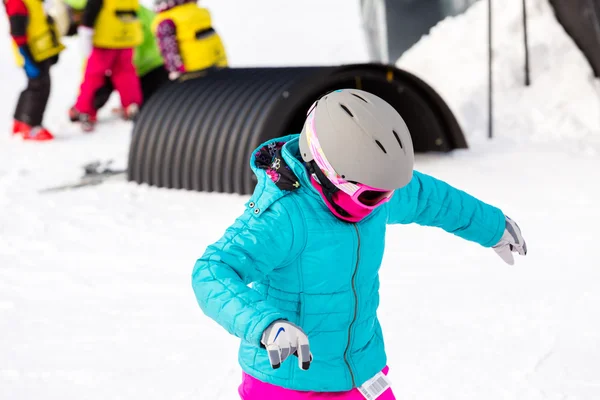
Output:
[63, 0, 164, 76]
[134, 5, 164, 76]
[63, 0, 86, 9]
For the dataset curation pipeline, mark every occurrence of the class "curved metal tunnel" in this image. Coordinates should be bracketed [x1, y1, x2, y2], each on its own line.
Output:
[127, 64, 467, 195]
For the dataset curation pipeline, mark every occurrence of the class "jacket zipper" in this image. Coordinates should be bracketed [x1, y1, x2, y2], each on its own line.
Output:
[343, 223, 360, 388]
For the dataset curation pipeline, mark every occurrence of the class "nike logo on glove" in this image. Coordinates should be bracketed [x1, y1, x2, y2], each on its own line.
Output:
[273, 327, 285, 342]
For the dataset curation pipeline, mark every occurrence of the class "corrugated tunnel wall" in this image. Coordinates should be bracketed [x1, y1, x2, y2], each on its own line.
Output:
[127, 64, 466, 195]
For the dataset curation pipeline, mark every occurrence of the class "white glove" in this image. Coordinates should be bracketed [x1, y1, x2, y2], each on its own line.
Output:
[169, 71, 181, 81]
[77, 25, 94, 59]
[261, 320, 312, 370]
[493, 215, 527, 265]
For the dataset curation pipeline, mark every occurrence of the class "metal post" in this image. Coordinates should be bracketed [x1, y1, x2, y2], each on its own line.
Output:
[377, 0, 389, 64]
[361, 0, 389, 64]
[522, 0, 531, 86]
[488, 0, 493, 139]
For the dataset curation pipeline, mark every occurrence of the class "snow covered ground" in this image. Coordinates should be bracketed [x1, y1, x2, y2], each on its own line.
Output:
[1, 0, 599, 399]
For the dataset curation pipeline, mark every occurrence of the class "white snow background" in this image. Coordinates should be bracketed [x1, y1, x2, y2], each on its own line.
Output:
[1, 0, 599, 399]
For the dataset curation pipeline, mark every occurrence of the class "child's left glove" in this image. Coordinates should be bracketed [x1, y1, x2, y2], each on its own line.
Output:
[493, 215, 527, 265]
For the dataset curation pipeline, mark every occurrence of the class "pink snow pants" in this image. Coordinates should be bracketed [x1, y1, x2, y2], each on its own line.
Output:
[238, 366, 396, 399]
[75, 47, 142, 117]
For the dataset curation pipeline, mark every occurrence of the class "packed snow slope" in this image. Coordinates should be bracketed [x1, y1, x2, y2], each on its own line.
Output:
[1, 0, 599, 399]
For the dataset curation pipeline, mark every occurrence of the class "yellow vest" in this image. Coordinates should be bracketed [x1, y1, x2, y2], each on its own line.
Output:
[12, 0, 65, 65]
[93, 0, 142, 48]
[152, 3, 228, 72]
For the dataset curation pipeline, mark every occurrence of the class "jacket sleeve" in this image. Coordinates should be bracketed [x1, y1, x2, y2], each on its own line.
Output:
[155, 19, 185, 73]
[386, 170, 505, 247]
[4, 0, 29, 46]
[81, 0, 102, 28]
[191, 202, 297, 347]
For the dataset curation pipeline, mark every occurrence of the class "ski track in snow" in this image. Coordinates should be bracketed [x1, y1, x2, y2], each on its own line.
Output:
[1, 0, 600, 399]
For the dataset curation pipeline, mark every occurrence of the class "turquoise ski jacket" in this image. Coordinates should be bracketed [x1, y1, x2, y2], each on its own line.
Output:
[192, 134, 505, 392]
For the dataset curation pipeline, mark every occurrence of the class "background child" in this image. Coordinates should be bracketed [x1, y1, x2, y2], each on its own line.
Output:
[152, 0, 227, 81]
[71, 0, 143, 132]
[58, 0, 168, 121]
[191, 89, 527, 399]
[4, 0, 65, 141]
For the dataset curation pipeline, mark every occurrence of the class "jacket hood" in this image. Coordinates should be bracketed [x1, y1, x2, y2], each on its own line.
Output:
[253, 140, 301, 192]
[246, 134, 317, 216]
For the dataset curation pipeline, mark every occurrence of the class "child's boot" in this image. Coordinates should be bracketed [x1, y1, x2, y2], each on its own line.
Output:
[12, 120, 29, 135]
[79, 113, 97, 132]
[123, 103, 140, 122]
[68, 106, 81, 122]
[12, 120, 54, 141]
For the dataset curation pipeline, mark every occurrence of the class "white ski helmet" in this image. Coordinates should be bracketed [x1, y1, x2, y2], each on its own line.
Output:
[299, 89, 414, 192]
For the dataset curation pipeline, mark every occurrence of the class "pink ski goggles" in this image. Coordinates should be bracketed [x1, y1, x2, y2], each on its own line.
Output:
[304, 105, 394, 210]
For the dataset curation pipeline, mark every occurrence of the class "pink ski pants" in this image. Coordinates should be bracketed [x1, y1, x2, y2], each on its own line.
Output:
[238, 366, 396, 399]
[75, 47, 142, 116]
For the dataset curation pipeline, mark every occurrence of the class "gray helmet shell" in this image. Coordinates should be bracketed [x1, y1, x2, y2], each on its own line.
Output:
[299, 89, 414, 191]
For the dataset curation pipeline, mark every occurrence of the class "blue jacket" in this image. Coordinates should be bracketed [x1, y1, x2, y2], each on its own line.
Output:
[191, 134, 505, 392]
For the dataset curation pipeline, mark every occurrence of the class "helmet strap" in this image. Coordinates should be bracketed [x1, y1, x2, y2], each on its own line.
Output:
[307, 161, 351, 219]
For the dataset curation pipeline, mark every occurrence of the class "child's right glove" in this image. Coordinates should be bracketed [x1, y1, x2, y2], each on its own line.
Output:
[261, 320, 312, 370]
[493, 215, 527, 265]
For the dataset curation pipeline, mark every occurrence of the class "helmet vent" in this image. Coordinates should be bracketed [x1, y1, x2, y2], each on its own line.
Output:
[375, 140, 387, 154]
[340, 104, 354, 117]
[351, 93, 368, 103]
[392, 130, 403, 149]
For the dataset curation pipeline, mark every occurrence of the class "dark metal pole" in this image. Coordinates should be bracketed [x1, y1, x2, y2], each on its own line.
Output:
[488, 0, 493, 139]
[522, 0, 531, 86]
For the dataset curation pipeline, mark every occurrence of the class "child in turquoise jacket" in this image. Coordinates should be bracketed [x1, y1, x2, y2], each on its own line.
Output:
[191, 89, 527, 399]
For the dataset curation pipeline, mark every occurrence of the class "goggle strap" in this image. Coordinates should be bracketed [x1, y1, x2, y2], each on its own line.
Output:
[308, 161, 351, 218]
[308, 161, 339, 195]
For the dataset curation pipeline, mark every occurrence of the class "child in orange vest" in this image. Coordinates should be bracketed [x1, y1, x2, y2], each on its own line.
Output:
[71, 0, 143, 131]
[4, 0, 65, 141]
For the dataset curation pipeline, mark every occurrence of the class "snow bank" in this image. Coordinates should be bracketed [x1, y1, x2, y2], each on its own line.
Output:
[397, 0, 600, 153]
